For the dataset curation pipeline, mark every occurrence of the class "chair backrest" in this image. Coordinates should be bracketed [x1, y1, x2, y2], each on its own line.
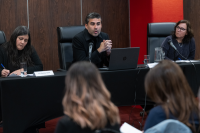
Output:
[0, 30, 6, 46]
[147, 22, 176, 63]
[57, 26, 85, 70]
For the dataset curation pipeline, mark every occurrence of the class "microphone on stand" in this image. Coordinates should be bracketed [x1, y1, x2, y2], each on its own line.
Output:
[168, 40, 187, 60]
[168, 40, 177, 51]
[89, 42, 93, 62]
[168, 40, 198, 90]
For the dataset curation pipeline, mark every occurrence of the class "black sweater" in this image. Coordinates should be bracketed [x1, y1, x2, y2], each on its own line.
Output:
[72, 29, 110, 68]
[161, 35, 195, 60]
[55, 115, 120, 133]
[0, 45, 43, 76]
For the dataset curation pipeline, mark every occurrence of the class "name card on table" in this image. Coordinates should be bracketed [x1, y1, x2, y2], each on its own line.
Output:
[33, 70, 54, 77]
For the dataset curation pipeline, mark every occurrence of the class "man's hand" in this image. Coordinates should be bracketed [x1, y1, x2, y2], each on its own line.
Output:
[105, 40, 112, 56]
[97, 40, 112, 55]
[1, 69, 10, 77]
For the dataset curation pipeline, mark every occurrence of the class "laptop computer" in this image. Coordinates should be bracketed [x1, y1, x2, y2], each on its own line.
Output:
[99, 47, 140, 71]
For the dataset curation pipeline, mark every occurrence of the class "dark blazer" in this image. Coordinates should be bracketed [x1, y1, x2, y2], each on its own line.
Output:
[144, 105, 199, 132]
[55, 115, 120, 133]
[0, 45, 43, 76]
[72, 29, 109, 68]
[161, 35, 195, 60]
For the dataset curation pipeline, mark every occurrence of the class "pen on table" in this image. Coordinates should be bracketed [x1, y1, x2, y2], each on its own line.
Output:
[178, 58, 181, 60]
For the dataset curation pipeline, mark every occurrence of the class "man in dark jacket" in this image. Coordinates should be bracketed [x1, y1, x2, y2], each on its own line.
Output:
[72, 12, 112, 68]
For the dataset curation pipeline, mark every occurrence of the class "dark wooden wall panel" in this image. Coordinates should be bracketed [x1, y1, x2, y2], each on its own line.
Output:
[0, 0, 27, 40]
[0, 0, 129, 71]
[183, 0, 200, 59]
[82, 0, 130, 48]
[29, 0, 81, 71]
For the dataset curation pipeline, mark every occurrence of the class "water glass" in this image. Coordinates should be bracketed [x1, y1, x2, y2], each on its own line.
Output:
[20, 62, 27, 77]
[144, 55, 150, 67]
[161, 49, 165, 60]
[154, 47, 162, 63]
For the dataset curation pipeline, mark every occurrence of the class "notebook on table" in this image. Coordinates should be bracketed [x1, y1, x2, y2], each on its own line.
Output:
[99, 47, 140, 71]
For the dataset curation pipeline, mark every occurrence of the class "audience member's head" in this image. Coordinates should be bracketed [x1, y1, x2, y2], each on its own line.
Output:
[145, 60, 199, 131]
[62, 61, 120, 130]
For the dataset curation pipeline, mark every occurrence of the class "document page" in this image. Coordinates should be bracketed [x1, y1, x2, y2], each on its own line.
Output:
[120, 122, 142, 133]
[147, 63, 158, 68]
[175, 60, 200, 63]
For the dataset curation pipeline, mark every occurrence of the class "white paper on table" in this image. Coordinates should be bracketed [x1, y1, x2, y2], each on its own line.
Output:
[8, 74, 34, 77]
[147, 63, 158, 68]
[8, 73, 19, 77]
[175, 60, 200, 63]
[120, 122, 142, 133]
[27, 74, 34, 76]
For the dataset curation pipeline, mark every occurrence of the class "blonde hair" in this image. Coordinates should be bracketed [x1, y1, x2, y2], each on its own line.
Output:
[62, 61, 120, 129]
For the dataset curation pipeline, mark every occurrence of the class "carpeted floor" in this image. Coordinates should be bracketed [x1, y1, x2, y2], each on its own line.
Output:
[0, 106, 147, 133]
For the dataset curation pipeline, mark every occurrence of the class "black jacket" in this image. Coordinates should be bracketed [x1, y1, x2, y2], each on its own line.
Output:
[55, 115, 120, 133]
[161, 35, 195, 60]
[0, 45, 43, 76]
[72, 29, 109, 68]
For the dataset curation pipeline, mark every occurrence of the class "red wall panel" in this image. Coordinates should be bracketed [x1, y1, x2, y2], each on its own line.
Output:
[129, 0, 152, 64]
[152, 0, 183, 22]
[129, 0, 183, 64]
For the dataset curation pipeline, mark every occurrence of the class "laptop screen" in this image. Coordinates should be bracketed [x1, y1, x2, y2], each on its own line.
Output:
[99, 47, 140, 71]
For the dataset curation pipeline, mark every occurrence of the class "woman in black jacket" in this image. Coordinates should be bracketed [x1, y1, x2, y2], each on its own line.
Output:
[0, 26, 43, 77]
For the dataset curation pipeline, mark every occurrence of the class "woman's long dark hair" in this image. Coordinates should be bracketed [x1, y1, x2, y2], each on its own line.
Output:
[3, 26, 34, 67]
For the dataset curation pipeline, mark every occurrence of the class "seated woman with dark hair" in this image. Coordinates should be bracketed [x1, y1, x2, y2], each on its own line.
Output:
[161, 20, 195, 60]
[144, 60, 199, 132]
[0, 26, 43, 77]
[55, 61, 120, 133]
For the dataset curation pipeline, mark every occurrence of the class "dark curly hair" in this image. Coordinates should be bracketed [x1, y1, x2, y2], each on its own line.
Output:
[172, 20, 194, 43]
[2, 26, 34, 67]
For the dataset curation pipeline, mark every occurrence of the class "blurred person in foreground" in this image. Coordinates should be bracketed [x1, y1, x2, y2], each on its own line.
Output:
[161, 20, 195, 61]
[55, 61, 120, 133]
[144, 60, 199, 132]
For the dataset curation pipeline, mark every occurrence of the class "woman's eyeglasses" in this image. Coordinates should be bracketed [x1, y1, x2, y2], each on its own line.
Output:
[176, 26, 186, 31]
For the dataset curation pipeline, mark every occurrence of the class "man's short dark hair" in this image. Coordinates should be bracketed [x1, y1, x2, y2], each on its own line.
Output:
[85, 12, 102, 24]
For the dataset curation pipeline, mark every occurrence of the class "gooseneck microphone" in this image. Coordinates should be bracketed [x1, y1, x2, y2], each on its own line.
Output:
[168, 40, 187, 60]
[168, 39, 199, 92]
[89, 42, 93, 62]
[168, 40, 177, 51]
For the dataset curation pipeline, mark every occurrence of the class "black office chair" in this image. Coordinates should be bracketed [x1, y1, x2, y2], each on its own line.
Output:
[147, 22, 176, 63]
[0, 30, 6, 45]
[57, 26, 85, 70]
